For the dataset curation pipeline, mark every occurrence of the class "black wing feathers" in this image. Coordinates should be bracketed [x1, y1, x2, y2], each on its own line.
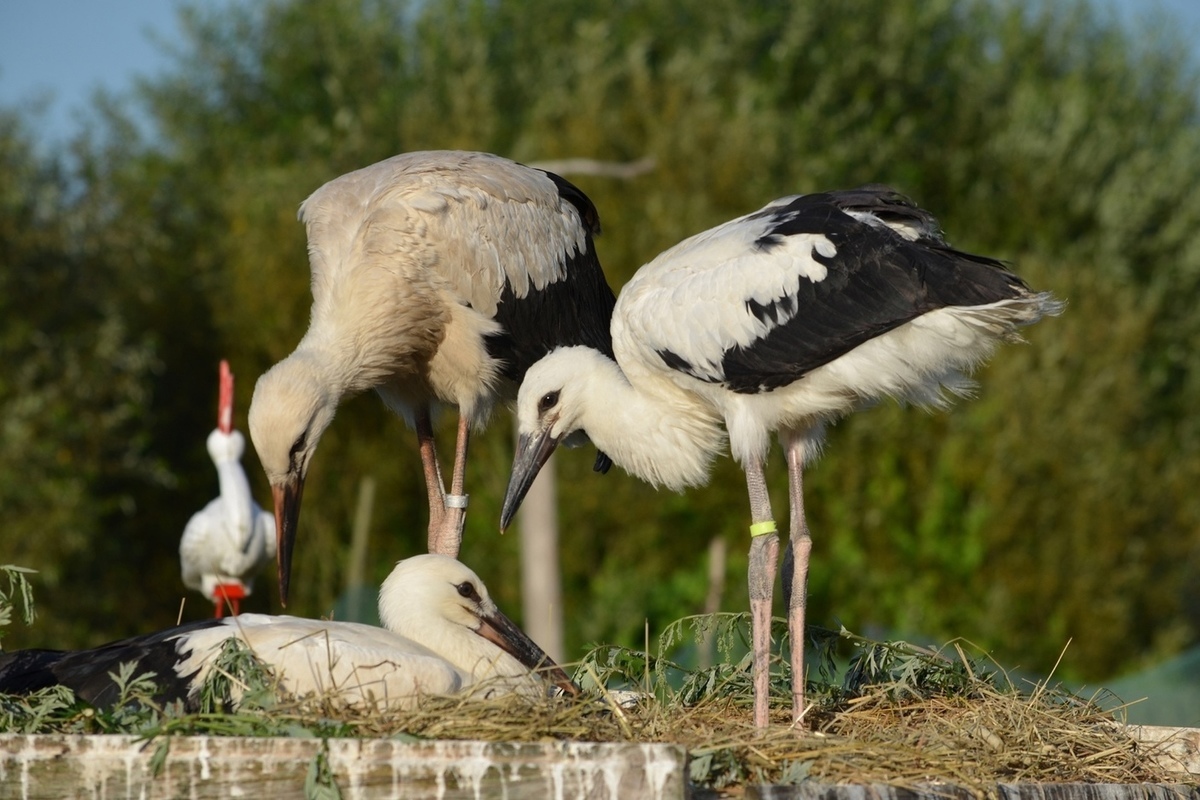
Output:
[487, 238, 618, 378]
[487, 169, 617, 472]
[0, 618, 224, 710]
[486, 171, 617, 379]
[722, 187, 1029, 394]
[536, 168, 602, 236]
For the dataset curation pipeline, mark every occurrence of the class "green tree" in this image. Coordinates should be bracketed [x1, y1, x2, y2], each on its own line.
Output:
[0, 110, 175, 646]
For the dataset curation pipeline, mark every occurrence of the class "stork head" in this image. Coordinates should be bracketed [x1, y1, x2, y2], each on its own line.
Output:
[247, 355, 339, 606]
[379, 554, 579, 696]
[205, 428, 247, 465]
[501, 347, 600, 530]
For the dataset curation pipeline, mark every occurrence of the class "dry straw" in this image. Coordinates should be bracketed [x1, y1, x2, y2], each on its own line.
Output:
[171, 617, 1192, 794]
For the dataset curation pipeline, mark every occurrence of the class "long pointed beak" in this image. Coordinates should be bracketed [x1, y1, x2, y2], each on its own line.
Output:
[501, 428, 561, 531]
[272, 476, 305, 607]
[476, 609, 581, 697]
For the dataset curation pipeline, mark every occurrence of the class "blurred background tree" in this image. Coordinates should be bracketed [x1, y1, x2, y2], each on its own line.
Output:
[2, 0, 1198, 687]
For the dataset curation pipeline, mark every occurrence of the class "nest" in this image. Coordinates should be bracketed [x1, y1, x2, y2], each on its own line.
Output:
[2, 615, 1192, 795]
[173, 622, 1192, 795]
[272, 681, 1180, 794]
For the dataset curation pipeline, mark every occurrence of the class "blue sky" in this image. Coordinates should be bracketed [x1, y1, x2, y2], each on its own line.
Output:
[0, 0, 187, 144]
[1, 0, 1199, 147]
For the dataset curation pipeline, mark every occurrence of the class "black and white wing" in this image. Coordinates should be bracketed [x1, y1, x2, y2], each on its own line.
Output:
[617, 186, 1033, 395]
[0, 616, 464, 712]
[0, 618, 223, 708]
[482, 165, 618, 380]
[300, 150, 617, 384]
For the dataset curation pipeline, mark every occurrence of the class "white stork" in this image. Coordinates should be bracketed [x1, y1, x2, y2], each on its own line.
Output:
[180, 360, 276, 617]
[501, 185, 1062, 728]
[248, 150, 616, 605]
[0, 554, 578, 710]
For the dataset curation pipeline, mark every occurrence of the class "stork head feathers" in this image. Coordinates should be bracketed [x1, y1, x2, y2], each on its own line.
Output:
[514, 350, 583, 440]
[378, 554, 500, 636]
[502, 346, 724, 529]
[248, 355, 339, 485]
[500, 346, 606, 530]
[205, 428, 247, 465]
[379, 554, 579, 696]
[247, 354, 340, 605]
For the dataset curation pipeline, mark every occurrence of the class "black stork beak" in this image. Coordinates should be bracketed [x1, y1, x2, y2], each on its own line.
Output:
[501, 427, 561, 531]
[272, 474, 305, 607]
[475, 607, 581, 697]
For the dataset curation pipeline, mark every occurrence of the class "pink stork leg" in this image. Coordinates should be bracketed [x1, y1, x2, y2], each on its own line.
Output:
[744, 457, 779, 729]
[415, 406, 449, 554]
[417, 409, 470, 558]
[783, 431, 813, 725]
[439, 415, 471, 559]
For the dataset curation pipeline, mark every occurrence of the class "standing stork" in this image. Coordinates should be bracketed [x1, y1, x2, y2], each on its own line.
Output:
[180, 360, 276, 618]
[248, 151, 616, 605]
[0, 555, 579, 710]
[501, 185, 1062, 728]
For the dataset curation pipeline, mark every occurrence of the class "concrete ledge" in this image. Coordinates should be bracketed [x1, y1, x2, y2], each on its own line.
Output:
[1, 725, 1194, 800]
[1132, 725, 1200, 777]
[0, 734, 687, 800]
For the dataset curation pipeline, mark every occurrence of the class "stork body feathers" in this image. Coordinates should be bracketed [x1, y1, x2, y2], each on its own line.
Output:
[179, 428, 276, 614]
[289, 150, 614, 425]
[611, 185, 1059, 469]
[0, 555, 577, 711]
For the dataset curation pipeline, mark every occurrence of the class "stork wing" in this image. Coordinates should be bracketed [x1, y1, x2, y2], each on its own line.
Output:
[0, 618, 226, 708]
[298, 151, 615, 382]
[182, 616, 464, 709]
[618, 188, 1028, 395]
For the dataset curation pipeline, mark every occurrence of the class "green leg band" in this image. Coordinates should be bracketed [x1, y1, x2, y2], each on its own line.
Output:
[749, 521, 778, 537]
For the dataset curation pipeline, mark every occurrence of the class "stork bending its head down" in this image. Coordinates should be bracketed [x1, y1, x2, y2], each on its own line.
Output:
[502, 185, 1062, 728]
[248, 150, 616, 605]
[0, 554, 579, 710]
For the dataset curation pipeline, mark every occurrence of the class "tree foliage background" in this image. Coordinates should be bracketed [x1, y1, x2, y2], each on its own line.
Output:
[2, 0, 1198, 683]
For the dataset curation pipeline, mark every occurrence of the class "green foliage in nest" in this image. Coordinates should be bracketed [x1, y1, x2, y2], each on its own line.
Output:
[0, 565, 36, 636]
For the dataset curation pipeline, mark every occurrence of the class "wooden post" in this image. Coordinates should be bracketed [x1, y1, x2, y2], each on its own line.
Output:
[518, 451, 564, 663]
[699, 535, 727, 669]
[343, 475, 375, 622]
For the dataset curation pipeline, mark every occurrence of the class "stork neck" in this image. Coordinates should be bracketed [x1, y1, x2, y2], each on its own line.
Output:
[213, 456, 255, 535]
[290, 334, 364, 397]
[575, 351, 722, 491]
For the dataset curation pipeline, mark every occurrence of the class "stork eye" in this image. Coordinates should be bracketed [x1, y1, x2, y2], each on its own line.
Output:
[456, 581, 480, 601]
[288, 430, 309, 470]
[537, 391, 560, 413]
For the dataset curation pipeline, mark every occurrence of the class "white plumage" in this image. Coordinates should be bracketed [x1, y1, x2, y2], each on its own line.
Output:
[180, 360, 276, 617]
[502, 185, 1062, 727]
[248, 150, 615, 604]
[0, 555, 578, 711]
